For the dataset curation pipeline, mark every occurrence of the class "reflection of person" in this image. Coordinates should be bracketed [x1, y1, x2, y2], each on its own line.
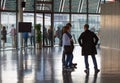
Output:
[23, 32, 28, 47]
[84, 73, 98, 83]
[62, 70, 72, 83]
[1, 26, 7, 48]
[10, 24, 17, 47]
[78, 24, 100, 74]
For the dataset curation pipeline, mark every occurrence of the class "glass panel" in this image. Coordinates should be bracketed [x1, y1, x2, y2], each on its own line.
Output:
[44, 14, 51, 46]
[88, 15, 100, 32]
[36, 4, 52, 11]
[71, 14, 86, 44]
[71, 0, 81, 13]
[24, 0, 34, 11]
[54, 0, 61, 12]
[81, 0, 87, 13]
[88, 15, 100, 47]
[23, 13, 35, 47]
[1, 0, 16, 10]
[36, 14, 43, 46]
[54, 14, 69, 46]
[1, 12, 16, 49]
[63, 0, 70, 12]
[89, 0, 98, 13]
[54, 0, 70, 12]
[37, 0, 52, 1]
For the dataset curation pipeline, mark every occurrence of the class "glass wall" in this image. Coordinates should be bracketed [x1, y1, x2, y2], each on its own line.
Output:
[53, 14, 100, 45]
[23, 13, 35, 47]
[54, 14, 69, 46]
[0, 12, 16, 49]
[71, 14, 87, 44]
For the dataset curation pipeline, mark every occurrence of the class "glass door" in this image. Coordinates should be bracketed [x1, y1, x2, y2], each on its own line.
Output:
[44, 14, 52, 47]
[36, 13, 52, 47]
[1, 12, 16, 50]
[54, 14, 69, 46]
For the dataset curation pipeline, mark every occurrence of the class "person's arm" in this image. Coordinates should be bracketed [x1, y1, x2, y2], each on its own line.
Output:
[93, 33, 99, 45]
[78, 33, 83, 47]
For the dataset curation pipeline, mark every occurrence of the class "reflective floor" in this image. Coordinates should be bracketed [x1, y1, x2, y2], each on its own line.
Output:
[0, 46, 120, 83]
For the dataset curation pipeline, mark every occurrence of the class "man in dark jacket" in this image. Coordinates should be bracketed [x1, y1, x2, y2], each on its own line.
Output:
[78, 24, 100, 74]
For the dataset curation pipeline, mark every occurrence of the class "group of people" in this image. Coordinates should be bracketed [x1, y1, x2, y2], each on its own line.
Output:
[1, 25, 16, 48]
[62, 23, 100, 74]
[0, 24, 35, 48]
[22, 27, 35, 47]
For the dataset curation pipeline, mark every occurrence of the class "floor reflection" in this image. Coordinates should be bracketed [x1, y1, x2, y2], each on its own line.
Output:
[0, 46, 120, 83]
[84, 73, 98, 83]
[62, 70, 73, 83]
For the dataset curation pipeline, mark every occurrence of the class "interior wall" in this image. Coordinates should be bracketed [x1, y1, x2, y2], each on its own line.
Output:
[100, 2, 120, 74]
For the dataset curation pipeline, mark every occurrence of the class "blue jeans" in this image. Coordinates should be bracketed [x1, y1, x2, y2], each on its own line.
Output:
[65, 53, 73, 68]
[84, 55, 98, 70]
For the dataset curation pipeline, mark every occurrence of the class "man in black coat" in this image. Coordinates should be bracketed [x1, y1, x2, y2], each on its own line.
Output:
[78, 24, 100, 74]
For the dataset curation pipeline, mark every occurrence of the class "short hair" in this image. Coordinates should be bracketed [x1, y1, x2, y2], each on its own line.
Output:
[66, 23, 72, 27]
[84, 24, 89, 28]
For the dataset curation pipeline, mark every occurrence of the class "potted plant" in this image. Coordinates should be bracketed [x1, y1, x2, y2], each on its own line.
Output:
[35, 24, 42, 48]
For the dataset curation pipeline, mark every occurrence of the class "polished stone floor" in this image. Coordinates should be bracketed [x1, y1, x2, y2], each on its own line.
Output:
[0, 46, 120, 83]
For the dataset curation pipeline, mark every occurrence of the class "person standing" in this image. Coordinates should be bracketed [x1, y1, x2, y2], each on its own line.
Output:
[1, 26, 7, 48]
[78, 24, 100, 74]
[29, 27, 35, 46]
[62, 25, 74, 70]
[10, 24, 17, 48]
[62, 23, 72, 66]
[23, 32, 28, 47]
[43, 27, 48, 45]
[48, 26, 52, 45]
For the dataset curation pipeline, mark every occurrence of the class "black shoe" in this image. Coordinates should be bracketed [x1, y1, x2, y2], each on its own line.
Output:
[72, 63, 77, 66]
[84, 69, 89, 74]
[71, 65, 77, 69]
[95, 69, 100, 73]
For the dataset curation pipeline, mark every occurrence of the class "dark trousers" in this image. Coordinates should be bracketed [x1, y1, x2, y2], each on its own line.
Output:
[24, 38, 28, 47]
[65, 53, 73, 67]
[62, 51, 73, 67]
[84, 55, 98, 70]
[30, 36, 35, 46]
[62, 51, 66, 65]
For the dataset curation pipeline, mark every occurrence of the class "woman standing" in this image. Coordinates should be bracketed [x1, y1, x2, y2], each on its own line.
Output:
[1, 26, 7, 48]
[62, 25, 73, 70]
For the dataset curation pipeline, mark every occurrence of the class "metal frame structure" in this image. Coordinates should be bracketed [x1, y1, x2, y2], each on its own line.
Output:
[0, 0, 103, 47]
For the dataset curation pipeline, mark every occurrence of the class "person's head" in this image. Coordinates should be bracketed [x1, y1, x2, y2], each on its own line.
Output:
[63, 25, 70, 34]
[84, 24, 89, 31]
[66, 23, 72, 28]
[3, 26, 6, 30]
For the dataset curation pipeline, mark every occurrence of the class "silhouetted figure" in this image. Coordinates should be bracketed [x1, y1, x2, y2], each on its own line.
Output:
[48, 26, 52, 46]
[1, 26, 7, 48]
[78, 24, 100, 74]
[43, 27, 48, 45]
[55, 27, 62, 46]
[29, 27, 35, 46]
